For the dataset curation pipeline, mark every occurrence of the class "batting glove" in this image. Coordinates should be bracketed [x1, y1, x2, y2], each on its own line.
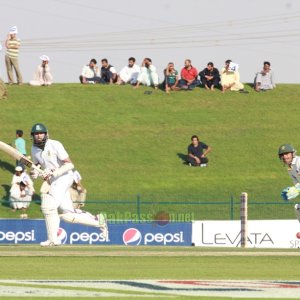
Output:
[30, 165, 41, 180]
[281, 186, 299, 201]
[41, 169, 53, 181]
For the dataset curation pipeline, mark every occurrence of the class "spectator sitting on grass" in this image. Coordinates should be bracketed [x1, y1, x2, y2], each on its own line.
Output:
[220, 59, 244, 92]
[29, 55, 53, 86]
[199, 62, 220, 91]
[100, 58, 117, 84]
[134, 58, 159, 89]
[163, 62, 179, 93]
[79, 58, 101, 84]
[116, 57, 140, 85]
[254, 61, 276, 92]
[178, 59, 200, 90]
[187, 135, 212, 167]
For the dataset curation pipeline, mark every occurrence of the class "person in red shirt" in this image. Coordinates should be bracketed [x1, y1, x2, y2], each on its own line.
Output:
[179, 59, 200, 90]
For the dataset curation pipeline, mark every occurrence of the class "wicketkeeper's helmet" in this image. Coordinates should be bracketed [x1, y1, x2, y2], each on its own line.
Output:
[278, 144, 296, 159]
[31, 123, 48, 148]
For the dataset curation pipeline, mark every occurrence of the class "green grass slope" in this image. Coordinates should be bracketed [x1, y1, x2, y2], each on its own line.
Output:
[1, 84, 299, 219]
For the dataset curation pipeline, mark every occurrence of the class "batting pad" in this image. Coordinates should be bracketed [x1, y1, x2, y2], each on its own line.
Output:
[60, 211, 98, 227]
[41, 194, 60, 244]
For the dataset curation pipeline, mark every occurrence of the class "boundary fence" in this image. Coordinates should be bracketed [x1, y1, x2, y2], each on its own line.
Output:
[1, 194, 296, 221]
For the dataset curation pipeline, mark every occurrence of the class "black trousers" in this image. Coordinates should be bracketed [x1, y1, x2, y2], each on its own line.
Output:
[187, 156, 209, 166]
[200, 76, 220, 88]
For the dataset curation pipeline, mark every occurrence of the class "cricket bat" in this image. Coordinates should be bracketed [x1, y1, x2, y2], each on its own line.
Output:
[0, 140, 43, 174]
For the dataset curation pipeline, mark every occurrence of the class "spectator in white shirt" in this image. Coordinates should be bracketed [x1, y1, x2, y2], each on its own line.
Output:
[116, 57, 140, 85]
[134, 58, 159, 89]
[79, 58, 101, 84]
[254, 61, 276, 92]
[10, 166, 34, 218]
[29, 55, 53, 86]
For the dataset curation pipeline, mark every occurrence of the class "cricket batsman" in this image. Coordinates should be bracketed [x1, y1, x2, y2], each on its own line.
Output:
[30, 123, 108, 246]
[279, 144, 300, 222]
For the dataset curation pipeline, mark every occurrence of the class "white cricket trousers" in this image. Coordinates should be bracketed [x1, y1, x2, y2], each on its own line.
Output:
[41, 173, 100, 244]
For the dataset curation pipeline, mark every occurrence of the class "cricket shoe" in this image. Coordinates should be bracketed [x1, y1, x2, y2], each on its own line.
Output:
[97, 213, 108, 239]
[40, 240, 61, 247]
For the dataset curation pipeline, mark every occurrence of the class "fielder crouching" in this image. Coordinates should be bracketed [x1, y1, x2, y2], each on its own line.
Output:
[30, 123, 107, 247]
[279, 144, 300, 222]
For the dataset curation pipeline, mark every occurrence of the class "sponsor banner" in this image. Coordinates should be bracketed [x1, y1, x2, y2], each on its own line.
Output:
[192, 220, 300, 248]
[0, 219, 191, 246]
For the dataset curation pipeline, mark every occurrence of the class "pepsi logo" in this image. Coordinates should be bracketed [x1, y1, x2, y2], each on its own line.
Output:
[57, 228, 68, 244]
[123, 228, 142, 245]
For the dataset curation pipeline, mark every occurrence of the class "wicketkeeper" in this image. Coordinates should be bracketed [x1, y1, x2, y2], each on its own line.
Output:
[279, 144, 300, 222]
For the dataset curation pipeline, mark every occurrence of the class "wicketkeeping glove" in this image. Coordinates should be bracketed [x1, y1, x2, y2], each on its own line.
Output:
[281, 186, 300, 201]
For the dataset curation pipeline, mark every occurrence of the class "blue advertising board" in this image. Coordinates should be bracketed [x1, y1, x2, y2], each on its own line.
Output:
[0, 219, 192, 246]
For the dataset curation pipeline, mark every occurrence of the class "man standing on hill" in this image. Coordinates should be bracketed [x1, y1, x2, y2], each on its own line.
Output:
[279, 144, 300, 222]
[187, 135, 212, 167]
[5, 26, 23, 85]
[15, 129, 26, 168]
[30, 123, 108, 246]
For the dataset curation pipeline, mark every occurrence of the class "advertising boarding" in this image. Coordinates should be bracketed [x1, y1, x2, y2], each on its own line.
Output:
[192, 220, 300, 248]
[0, 219, 192, 246]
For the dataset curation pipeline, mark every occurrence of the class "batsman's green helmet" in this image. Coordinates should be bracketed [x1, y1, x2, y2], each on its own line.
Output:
[31, 123, 48, 134]
[278, 144, 295, 156]
[31, 123, 48, 148]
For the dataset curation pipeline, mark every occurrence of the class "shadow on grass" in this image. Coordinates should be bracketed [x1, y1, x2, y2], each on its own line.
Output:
[177, 153, 188, 165]
[0, 160, 15, 174]
[1, 184, 10, 208]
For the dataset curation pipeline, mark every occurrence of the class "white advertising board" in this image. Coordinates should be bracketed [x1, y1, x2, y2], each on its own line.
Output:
[192, 220, 300, 248]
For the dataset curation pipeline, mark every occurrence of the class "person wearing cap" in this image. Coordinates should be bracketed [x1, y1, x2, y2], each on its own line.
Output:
[278, 144, 300, 223]
[15, 129, 26, 167]
[10, 166, 35, 218]
[69, 170, 87, 209]
[5, 26, 23, 85]
[9, 180, 33, 218]
[29, 55, 53, 86]
[11, 166, 34, 191]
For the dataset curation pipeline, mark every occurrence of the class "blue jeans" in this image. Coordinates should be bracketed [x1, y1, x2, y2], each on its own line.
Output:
[179, 79, 201, 89]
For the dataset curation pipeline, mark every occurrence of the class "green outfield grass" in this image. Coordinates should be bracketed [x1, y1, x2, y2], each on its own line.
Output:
[1, 84, 300, 220]
[0, 246, 299, 299]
